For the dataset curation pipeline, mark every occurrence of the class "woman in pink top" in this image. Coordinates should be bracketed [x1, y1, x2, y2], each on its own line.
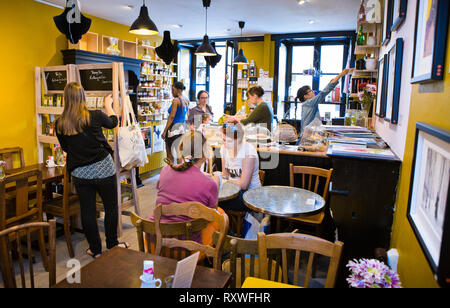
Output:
[148, 131, 222, 245]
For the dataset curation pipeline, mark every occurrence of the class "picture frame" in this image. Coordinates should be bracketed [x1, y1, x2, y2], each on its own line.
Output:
[407, 122, 450, 288]
[385, 38, 404, 124]
[375, 54, 387, 117]
[382, 0, 393, 46]
[391, 0, 408, 32]
[411, 0, 450, 83]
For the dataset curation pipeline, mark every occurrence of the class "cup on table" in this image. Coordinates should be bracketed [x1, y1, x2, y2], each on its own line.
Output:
[164, 274, 175, 288]
[140, 275, 162, 288]
[46, 156, 56, 168]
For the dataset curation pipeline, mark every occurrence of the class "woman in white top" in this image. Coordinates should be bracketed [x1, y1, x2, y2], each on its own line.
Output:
[219, 123, 261, 211]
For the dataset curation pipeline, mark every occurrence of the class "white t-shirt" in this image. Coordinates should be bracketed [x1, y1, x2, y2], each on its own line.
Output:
[220, 142, 261, 190]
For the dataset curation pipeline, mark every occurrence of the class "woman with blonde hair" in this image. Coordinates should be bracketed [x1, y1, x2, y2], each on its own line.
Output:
[56, 82, 128, 258]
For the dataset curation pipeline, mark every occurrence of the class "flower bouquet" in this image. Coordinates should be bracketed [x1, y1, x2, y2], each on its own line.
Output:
[347, 258, 402, 288]
[357, 83, 377, 112]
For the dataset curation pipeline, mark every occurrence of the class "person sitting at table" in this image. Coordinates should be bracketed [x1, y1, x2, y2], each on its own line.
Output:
[188, 90, 214, 130]
[225, 86, 274, 131]
[147, 131, 224, 249]
[218, 123, 261, 211]
[55, 82, 128, 259]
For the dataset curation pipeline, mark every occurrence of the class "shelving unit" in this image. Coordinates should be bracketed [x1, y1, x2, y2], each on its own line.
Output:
[66, 31, 176, 176]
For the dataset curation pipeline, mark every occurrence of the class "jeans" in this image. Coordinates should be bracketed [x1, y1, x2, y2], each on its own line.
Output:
[73, 175, 119, 255]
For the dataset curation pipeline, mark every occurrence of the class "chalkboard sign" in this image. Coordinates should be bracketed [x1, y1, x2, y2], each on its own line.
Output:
[79, 68, 113, 91]
[44, 70, 67, 92]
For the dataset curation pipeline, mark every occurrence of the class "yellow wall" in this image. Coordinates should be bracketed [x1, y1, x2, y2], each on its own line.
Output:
[389, 29, 450, 288]
[0, 0, 161, 166]
[236, 35, 275, 112]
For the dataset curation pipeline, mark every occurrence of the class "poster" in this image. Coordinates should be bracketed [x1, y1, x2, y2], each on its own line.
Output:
[153, 125, 164, 153]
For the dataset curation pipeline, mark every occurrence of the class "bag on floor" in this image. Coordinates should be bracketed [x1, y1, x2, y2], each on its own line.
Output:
[118, 96, 149, 169]
[243, 212, 270, 240]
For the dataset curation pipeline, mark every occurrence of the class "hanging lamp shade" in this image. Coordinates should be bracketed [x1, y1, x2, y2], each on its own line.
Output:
[156, 31, 179, 65]
[196, 35, 216, 56]
[195, 0, 216, 56]
[234, 21, 248, 65]
[54, 1, 91, 44]
[205, 42, 222, 68]
[233, 49, 248, 65]
[129, 1, 159, 35]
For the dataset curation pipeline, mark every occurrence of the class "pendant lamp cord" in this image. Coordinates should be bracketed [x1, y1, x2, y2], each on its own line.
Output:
[205, 7, 208, 34]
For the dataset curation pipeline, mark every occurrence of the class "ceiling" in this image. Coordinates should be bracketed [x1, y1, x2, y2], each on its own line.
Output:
[40, 0, 360, 40]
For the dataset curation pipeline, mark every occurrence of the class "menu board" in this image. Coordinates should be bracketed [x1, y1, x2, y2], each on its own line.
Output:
[44, 70, 67, 92]
[79, 68, 113, 91]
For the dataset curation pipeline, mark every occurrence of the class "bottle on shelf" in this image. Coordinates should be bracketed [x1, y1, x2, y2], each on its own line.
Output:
[367, 32, 376, 46]
[357, 25, 366, 46]
[358, 0, 366, 23]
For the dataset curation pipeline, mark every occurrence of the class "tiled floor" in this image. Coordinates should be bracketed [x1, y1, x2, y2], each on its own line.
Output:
[1, 173, 329, 288]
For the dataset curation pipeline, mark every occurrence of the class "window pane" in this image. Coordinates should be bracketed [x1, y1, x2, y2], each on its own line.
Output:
[196, 68, 207, 84]
[319, 75, 339, 102]
[196, 85, 206, 95]
[319, 104, 341, 120]
[178, 48, 190, 90]
[320, 45, 344, 73]
[209, 46, 226, 122]
[290, 75, 313, 99]
[292, 46, 315, 74]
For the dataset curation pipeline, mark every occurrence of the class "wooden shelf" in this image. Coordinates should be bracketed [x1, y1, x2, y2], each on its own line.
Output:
[38, 135, 58, 144]
[37, 106, 64, 114]
[355, 45, 380, 55]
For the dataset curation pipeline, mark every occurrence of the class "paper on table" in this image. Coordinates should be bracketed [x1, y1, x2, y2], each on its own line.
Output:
[172, 251, 200, 288]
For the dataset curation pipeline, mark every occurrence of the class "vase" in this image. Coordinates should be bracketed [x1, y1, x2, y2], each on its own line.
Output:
[355, 110, 369, 127]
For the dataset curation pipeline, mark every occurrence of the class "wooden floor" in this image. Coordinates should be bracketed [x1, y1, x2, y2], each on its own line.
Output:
[0, 173, 329, 288]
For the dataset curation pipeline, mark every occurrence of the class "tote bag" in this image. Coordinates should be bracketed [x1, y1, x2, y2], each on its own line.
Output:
[118, 96, 148, 169]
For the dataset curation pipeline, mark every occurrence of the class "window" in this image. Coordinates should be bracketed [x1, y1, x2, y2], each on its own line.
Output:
[280, 40, 347, 121]
[177, 47, 190, 94]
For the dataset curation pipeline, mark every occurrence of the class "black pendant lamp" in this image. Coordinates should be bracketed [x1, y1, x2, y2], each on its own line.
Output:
[195, 0, 216, 56]
[233, 21, 248, 65]
[129, 0, 159, 36]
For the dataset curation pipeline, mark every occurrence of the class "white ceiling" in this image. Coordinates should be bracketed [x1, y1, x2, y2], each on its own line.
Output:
[41, 0, 360, 40]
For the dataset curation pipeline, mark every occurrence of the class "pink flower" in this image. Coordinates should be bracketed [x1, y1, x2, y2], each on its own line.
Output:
[346, 259, 402, 288]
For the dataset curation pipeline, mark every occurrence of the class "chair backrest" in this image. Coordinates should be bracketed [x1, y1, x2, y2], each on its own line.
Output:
[258, 170, 266, 186]
[130, 211, 209, 259]
[212, 232, 283, 288]
[153, 202, 229, 270]
[0, 148, 25, 170]
[0, 220, 56, 288]
[0, 169, 43, 230]
[257, 232, 344, 288]
[289, 164, 333, 200]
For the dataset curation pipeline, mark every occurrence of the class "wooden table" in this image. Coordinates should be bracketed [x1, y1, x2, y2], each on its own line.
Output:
[241, 277, 302, 288]
[53, 247, 232, 288]
[243, 186, 325, 218]
[218, 181, 240, 202]
[5, 163, 64, 184]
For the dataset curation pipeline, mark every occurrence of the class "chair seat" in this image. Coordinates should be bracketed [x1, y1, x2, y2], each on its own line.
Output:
[222, 257, 281, 288]
[43, 195, 80, 216]
[288, 210, 325, 225]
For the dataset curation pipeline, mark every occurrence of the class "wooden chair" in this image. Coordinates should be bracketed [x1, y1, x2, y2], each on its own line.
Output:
[212, 232, 281, 288]
[287, 164, 333, 237]
[226, 170, 266, 238]
[0, 147, 25, 170]
[0, 169, 49, 270]
[153, 202, 229, 270]
[42, 167, 80, 258]
[130, 211, 208, 260]
[0, 220, 56, 288]
[257, 232, 344, 288]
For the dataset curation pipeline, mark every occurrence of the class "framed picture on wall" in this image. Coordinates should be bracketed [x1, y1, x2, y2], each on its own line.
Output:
[385, 38, 404, 124]
[407, 122, 450, 288]
[375, 54, 387, 117]
[411, 0, 450, 83]
[391, 0, 408, 31]
[382, 0, 394, 45]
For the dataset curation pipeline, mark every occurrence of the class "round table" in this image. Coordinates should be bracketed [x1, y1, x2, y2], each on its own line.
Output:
[243, 186, 325, 217]
[218, 181, 241, 202]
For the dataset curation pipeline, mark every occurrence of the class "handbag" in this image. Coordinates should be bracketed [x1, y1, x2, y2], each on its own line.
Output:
[117, 96, 149, 169]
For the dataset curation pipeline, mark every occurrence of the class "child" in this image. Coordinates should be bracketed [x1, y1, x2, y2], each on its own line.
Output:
[196, 113, 211, 133]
